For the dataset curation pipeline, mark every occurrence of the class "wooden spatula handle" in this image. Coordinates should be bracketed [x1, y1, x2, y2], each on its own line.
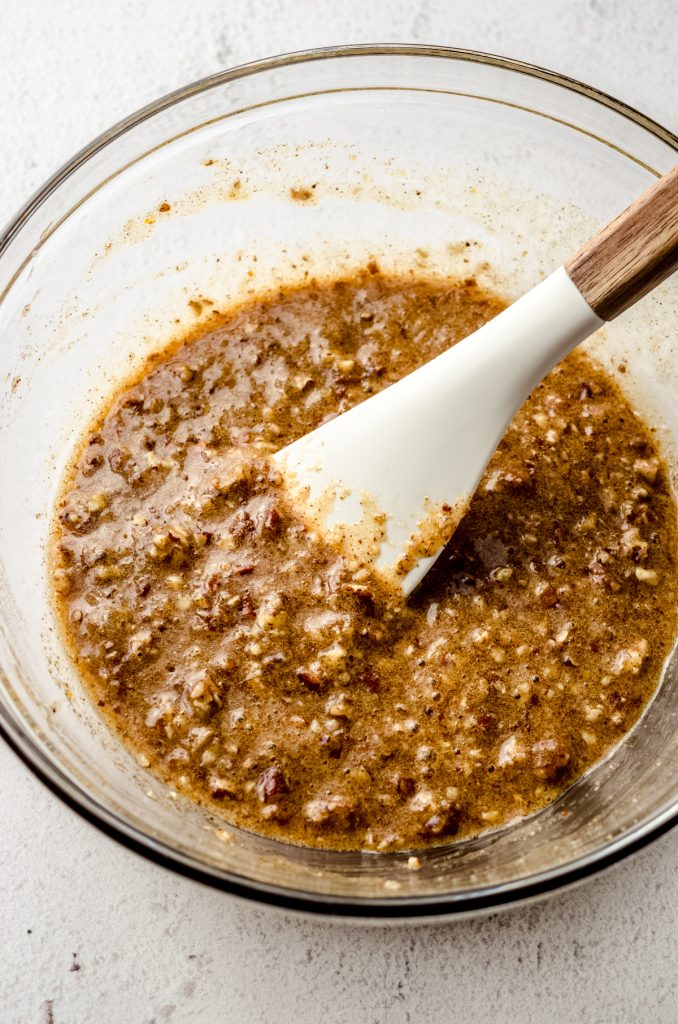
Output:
[566, 164, 678, 320]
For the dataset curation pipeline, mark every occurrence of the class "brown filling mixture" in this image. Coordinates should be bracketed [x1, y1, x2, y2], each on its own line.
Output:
[52, 271, 678, 851]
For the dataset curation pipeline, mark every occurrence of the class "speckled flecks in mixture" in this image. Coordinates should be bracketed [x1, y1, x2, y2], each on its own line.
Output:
[52, 272, 678, 851]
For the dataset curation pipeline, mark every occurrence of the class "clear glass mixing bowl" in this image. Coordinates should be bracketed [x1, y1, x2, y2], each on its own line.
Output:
[0, 46, 676, 921]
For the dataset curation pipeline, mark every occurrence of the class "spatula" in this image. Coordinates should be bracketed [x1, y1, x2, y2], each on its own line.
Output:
[274, 166, 678, 595]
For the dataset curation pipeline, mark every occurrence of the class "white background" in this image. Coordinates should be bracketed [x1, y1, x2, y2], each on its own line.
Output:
[0, 2, 676, 1022]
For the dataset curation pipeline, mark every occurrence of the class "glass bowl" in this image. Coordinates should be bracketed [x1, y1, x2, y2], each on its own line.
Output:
[0, 46, 676, 921]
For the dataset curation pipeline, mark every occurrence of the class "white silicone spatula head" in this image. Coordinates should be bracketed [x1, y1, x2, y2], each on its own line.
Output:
[274, 166, 678, 595]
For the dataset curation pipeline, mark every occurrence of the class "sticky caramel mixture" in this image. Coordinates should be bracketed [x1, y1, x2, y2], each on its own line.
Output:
[52, 272, 678, 851]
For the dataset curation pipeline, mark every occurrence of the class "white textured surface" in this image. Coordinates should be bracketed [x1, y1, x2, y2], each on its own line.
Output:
[0, 2, 677, 1021]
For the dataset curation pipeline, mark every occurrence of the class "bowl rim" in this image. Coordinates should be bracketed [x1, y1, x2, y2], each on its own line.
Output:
[1, 43, 677, 919]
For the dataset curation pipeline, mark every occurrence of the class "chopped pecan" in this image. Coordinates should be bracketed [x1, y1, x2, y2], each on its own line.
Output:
[256, 766, 289, 803]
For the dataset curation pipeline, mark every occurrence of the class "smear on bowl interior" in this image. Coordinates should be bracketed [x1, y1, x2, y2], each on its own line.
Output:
[51, 269, 678, 851]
